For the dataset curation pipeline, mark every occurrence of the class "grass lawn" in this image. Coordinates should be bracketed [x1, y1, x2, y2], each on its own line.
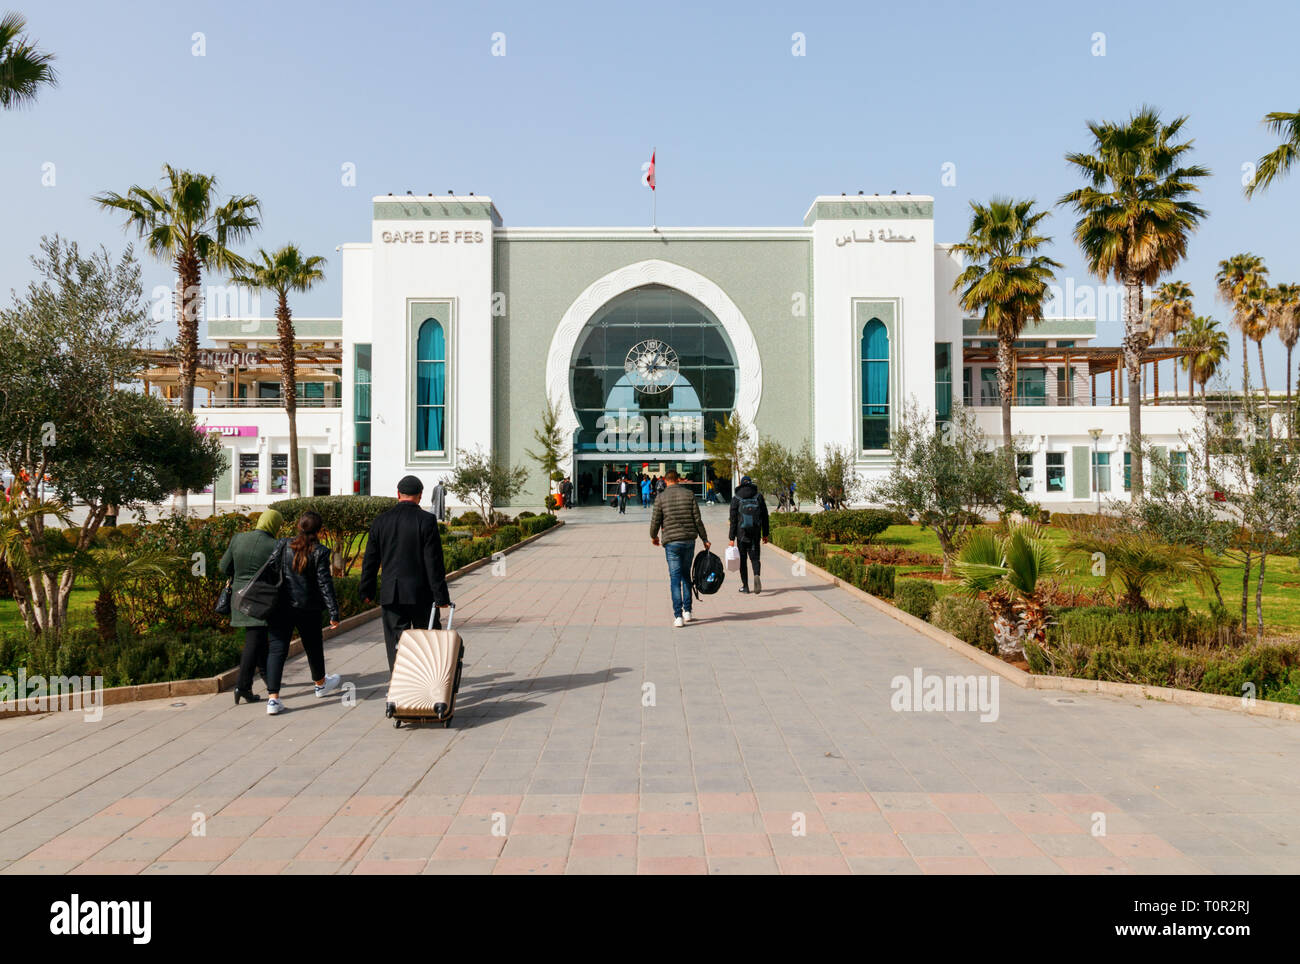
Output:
[0, 587, 98, 633]
[834, 524, 1300, 638]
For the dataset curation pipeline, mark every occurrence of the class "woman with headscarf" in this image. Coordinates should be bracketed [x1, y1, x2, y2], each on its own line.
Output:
[220, 509, 283, 704]
[263, 510, 342, 716]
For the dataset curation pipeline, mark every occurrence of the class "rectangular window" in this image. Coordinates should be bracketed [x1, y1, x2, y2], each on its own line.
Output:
[270, 453, 289, 494]
[861, 318, 890, 451]
[257, 381, 281, 407]
[1046, 452, 1066, 492]
[934, 343, 952, 421]
[354, 343, 371, 495]
[1015, 368, 1047, 406]
[1170, 450, 1188, 491]
[1056, 340, 1076, 348]
[238, 453, 260, 494]
[1123, 452, 1131, 491]
[299, 382, 325, 407]
[963, 366, 973, 407]
[980, 368, 999, 405]
[1016, 453, 1034, 492]
[1056, 364, 1076, 405]
[313, 452, 331, 497]
[1093, 451, 1111, 493]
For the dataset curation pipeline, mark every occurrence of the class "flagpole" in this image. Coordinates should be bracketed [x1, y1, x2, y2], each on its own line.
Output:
[652, 146, 657, 230]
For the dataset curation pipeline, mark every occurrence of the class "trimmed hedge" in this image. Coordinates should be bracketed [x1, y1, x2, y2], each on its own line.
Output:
[863, 563, 896, 599]
[809, 509, 894, 545]
[795, 533, 826, 566]
[520, 513, 559, 537]
[931, 594, 997, 654]
[771, 526, 805, 553]
[270, 495, 398, 574]
[894, 579, 937, 621]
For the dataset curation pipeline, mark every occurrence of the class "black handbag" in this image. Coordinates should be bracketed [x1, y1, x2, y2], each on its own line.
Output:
[215, 579, 233, 616]
[234, 540, 286, 621]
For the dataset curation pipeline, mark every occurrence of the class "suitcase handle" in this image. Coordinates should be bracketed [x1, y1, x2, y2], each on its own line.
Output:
[430, 602, 455, 632]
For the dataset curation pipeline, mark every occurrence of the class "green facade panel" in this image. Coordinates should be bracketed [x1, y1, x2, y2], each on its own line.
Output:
[1072, 446, 1091, 499]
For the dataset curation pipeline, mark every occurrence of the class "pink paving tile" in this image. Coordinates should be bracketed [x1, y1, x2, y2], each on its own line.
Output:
[96, 798, 172, 819]
[213, 860, 288, 875]
[383, 814, 453, 836]
[834, 833, 909, 858]
[131, 815, 199, 838]
[930, 793, 1000, 814]
[884, 811, 956, 833]
[219, 796, 292, 818]
[570, 834, 637, 858]
[160, 836, 242, 862]
[638, 812, 702, 834]
[434, 835, 507, 860]
[27, 836, 113, 861]
[704, 834, 772, 857]
[578, 794, 638, 814]
[1007, 812, 1083, 834]
[493, 857, 567, 875]
[814, 792, 878, 812]
[916, 856, 994, 874]
[965, 833, 1046, 858]
[1098, 834, 1184, 859]
[777, 855, 850, 875]
[1055, 856, 1134, 875]
[698, 793, 758, 813]
[638, 856, 708, 875]
[339, 795, 403, 817]
[763, 811, 829, 834]
[510, 813, 577, 835]
[459, 795, 524, 816]
[353, 859, 426, 875]
[295, 836, 369, 861]
[1044, 793, 1117, 814]
[253, 814, 330, 838]
[69, 860, 148, 875]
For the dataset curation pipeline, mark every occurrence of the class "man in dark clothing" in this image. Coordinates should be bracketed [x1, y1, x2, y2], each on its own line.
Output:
[728, 475, 771, 594]
[359, 475, 452, 674]
[617, 474, 629, 514]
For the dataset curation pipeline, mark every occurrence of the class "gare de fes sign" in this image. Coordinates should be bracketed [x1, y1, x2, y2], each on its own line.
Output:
[198, 349, 262, 368]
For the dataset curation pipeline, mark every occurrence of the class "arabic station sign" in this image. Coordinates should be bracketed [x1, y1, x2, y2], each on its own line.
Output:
[835, 227, 917, 246]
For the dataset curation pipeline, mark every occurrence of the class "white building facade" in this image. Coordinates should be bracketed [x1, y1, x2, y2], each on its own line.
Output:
[189, 194, 1198, 510]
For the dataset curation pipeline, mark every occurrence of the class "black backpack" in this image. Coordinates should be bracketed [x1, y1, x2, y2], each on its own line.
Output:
[691, 548, 725, 600]
[738, 494, 761, 535]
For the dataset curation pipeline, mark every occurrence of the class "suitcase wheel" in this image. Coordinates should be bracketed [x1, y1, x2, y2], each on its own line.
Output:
[393, 719, 402, 729]
[385, 702, 395, 719]
[443, 720, 451, 729]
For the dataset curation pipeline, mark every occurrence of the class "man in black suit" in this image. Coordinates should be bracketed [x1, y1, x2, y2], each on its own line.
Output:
[359, 475, 452, 674]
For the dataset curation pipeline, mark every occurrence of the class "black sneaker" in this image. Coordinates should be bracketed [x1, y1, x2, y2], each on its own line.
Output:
[739, 585, 750, 594]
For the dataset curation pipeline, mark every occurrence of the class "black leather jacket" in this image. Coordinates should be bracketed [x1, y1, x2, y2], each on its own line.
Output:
[275, 539, 340, 622]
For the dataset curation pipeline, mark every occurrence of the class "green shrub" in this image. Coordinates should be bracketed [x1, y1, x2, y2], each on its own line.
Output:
[894, 579, 937, 620]
[795, 533, 826, 566]
[784, 511, 812, 526]
[455, 510, 485, 528]
[771, 526, 805, 552]
[809, 509, 894, 545]
[494, 525, 523, 551]
[930, 594, 997, 653]
[520, 513, 557, 537]
[862, 563, 896, 598]
[270, 495, 398, 574]
[824, 553, 864, 587]
[1048, 605, 1240, 651]
[517, 510, 536, 520]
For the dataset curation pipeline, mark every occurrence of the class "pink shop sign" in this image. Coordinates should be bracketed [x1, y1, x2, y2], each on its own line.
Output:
[199, 425, 258, 437]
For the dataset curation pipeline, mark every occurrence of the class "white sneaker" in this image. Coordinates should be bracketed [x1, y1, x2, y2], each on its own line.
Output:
[673, 617, 684, 628]
[315, 674, 342, 698]
[266, 698, 285, 716]
[682, 611, 693, 623]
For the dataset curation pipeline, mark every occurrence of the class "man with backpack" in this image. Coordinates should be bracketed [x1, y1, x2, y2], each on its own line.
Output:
[729, 475, 770, 594]
[649, 471, 710, 627]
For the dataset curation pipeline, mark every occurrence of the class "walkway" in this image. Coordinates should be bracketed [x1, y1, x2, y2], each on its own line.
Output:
[1, 504, 1298, 874]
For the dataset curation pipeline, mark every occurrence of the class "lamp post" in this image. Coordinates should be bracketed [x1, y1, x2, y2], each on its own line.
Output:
[1088, 428, 1103, 514]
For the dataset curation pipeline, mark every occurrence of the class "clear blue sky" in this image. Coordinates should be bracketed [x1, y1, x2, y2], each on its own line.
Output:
[4, 0, 1299, 388]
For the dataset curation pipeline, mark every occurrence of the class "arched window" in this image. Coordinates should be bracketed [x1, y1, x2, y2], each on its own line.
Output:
[861, 318, 889, 450]
[416, 318, 446, 452]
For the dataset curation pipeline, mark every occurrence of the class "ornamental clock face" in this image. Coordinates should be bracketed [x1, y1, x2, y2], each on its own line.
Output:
[624, 338, 679, 394]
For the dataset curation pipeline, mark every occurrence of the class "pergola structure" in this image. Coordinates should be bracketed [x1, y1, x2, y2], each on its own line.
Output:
[134, 345, 343, 403]
[959, 344, 1204, 405]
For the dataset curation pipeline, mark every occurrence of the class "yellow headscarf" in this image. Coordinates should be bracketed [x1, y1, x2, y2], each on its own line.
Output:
[254, 509, 284, 534]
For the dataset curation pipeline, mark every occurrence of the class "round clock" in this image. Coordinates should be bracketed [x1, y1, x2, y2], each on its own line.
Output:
[624, 338, 679, 394]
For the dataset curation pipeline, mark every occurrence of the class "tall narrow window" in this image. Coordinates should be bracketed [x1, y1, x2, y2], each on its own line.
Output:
[416, 319, 446, 452]
[861, 318, 889, 450]
[353, 343, 371, 495]
[934, 343, 952, 422]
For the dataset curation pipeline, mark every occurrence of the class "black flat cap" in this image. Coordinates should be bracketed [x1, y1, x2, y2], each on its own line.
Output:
[397, 475, 424, 495]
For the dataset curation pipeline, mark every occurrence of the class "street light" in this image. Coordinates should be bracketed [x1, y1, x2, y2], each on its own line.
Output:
[1088, 428, 1103, 514]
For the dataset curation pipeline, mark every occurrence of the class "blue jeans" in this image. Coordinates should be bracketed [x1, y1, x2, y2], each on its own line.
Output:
[664, 540, 695, 618]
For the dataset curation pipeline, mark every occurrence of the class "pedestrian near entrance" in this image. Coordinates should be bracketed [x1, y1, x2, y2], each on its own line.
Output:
[640, 475, 651, 507]
[618, 474, 629, 514]
[650, 471, 710, 627]
[219, 508, 282, 704]
[729, 475, 770, 594]
[359, 475, 453, 676]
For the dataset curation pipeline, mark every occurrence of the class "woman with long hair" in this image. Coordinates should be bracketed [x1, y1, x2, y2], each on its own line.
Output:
[264, 510, 342, 715]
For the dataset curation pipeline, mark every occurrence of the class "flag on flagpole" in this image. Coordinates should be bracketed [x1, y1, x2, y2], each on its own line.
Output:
[641, 150, 656, 191]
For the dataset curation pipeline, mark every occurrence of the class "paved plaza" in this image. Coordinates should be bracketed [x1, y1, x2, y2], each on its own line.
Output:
[1, 505, 1299, 875]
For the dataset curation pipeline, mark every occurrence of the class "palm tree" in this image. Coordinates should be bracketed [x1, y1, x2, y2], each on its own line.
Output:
[0, 12, 57, 109]
[231, 246, 326, 498]
[1266, 283, 1300, 411]
[955, 522, 1058, 658]
[1245, 110, 1300, 197]
[951, 198, 1061, 456]
[0, 495, 68, 636]
[67, 548, 178, 643]
[1176, 315, 1229, 472]
[1062, 531, 1216, 612]
[1060, 107, 1210, 499]
[1148, 281, 1194, 400]
[1215, 254, 1270, 393]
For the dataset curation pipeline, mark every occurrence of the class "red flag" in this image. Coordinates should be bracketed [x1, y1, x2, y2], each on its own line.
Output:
[642, 150, 656, 191]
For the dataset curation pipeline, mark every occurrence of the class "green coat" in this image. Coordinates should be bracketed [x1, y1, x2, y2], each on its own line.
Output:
[219, 530, 279, 628]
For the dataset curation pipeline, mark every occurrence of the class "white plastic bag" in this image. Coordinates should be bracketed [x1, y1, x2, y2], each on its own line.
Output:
[724, 544, 741, 571]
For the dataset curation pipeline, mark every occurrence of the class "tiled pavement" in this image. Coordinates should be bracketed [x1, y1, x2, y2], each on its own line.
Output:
[2, 504, 1299, 875]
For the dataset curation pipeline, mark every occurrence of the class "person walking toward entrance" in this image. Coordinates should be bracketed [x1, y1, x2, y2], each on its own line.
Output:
[729, 475, 770, 594]
[219, 508, 282, 704]
[359, 475, 452, 677]
[640, 475, 651, 507]
[650, 471, 710, 627]
[618, 474, 629, 514]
